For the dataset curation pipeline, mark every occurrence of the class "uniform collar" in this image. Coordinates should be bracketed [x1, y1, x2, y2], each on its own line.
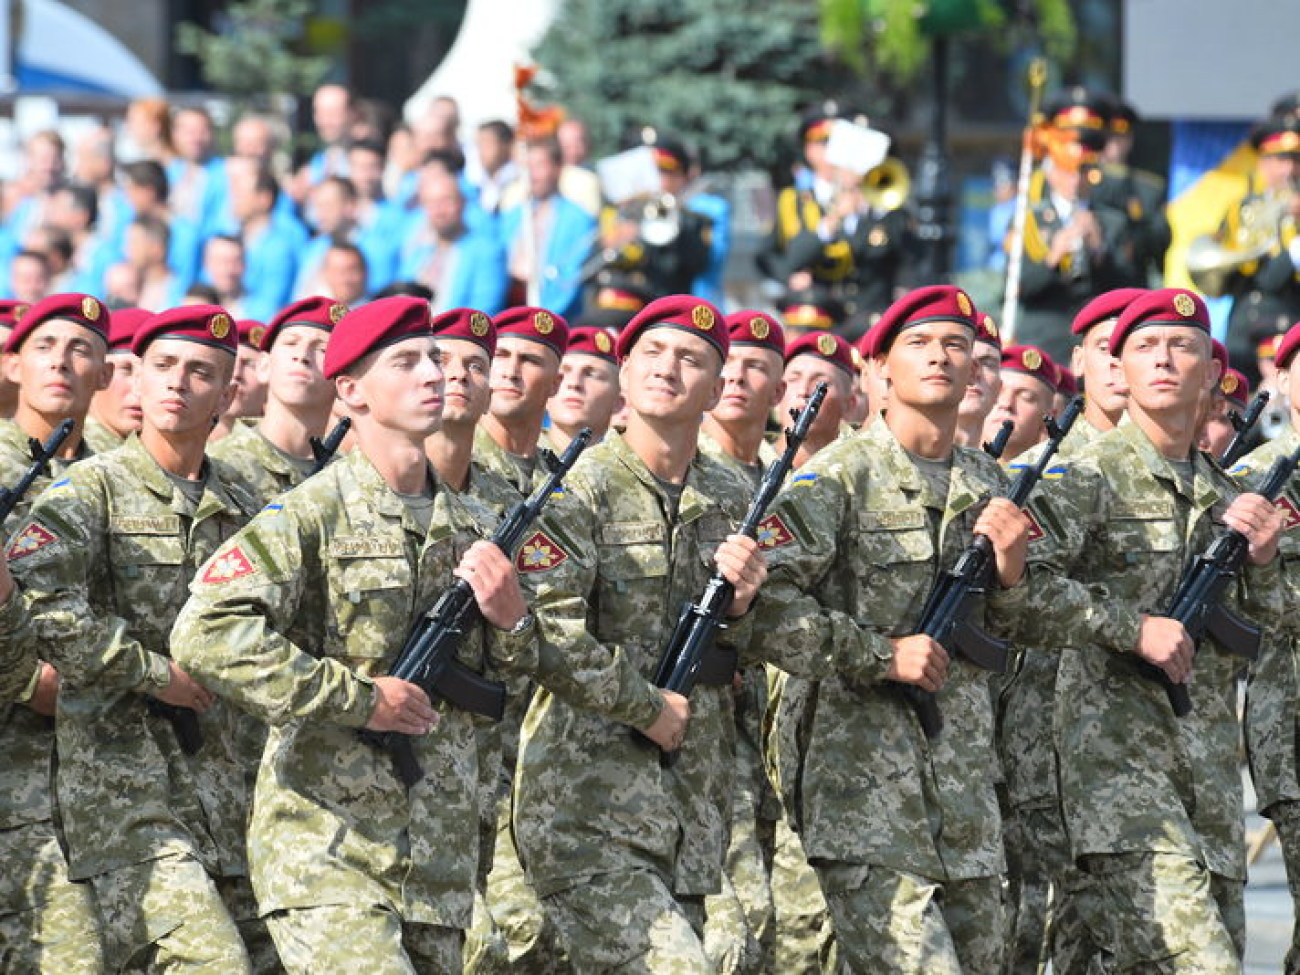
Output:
[119, 432, 249, 522]
[1117, 416, 1221, 511]
[606, 429, 714, 526]
[862, 414, 991, 530]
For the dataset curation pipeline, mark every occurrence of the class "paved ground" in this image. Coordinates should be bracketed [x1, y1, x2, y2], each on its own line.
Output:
[1246, 801, 1292, 974]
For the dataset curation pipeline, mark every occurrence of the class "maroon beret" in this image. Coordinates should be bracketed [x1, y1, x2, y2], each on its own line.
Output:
[493, 306, 569, 358]
[1071, 288, 1148, 336]
[1219, 367, 1249, 407]
[1109, 288, 1210, 356]
[725, 310, 785, 358]
[861, 285, 978, 359]
[1275, 321, 1300, 370]
[0, 299, 29, 328]
[785, 331, 854, 376]
[1211, 338, 1230, 375]
[431, 307, 496, 357]
[6, 292, 108, 353]
[132, 304, 238, 357]
[616, 294, 728, 362]
[975, 312, 1002, 349]
[260, 296, 350, 351]
[1001, 344, 1060, 392]
[1056, 365, 1078, 396]
[564, 326, 617, 364]
[106, 307, 151, 353]
[323, 296, 433, 379]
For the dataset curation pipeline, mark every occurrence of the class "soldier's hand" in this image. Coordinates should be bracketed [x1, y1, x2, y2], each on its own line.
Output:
[887, 635, 949, 692]
[975, 498, 1029, 587]
[1222, 493, 1283, 566]
[454, 541, 529, 631]
[1074, 210, 1102, 250]
[26, 662, 59, 717]
[152, 661, 216, 713]
[1134, 615, 1195, 684]
[366, 677, 439, 735]
[716, 534, 766, 617]
[641, 689, 690, 752]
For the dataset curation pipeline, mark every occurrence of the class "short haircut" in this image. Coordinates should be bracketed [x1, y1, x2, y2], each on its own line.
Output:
[184, 283, 220, 303]
[318, 175, 357, 202]
[130, 214, 171, 251]
[326, 240, 366, 265]
[478, 119, 514, 144]
[60, 183, 99, 225]
[122, 160, 169, 200]
[527, 137, 563, 167]
[373, 281, 433, 302]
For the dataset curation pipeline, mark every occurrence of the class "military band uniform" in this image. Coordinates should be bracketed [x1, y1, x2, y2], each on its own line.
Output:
[1019, 418, 1284, 967]
[1235, 424, 1300, 973]
[1091, 163, 1171, 287]
[751, 416, 1025, 972]
[169, 447, 539, 973]
[7, 432, 260, 971]
[511, 431, 756, 972]
[0, 419, 105, 974]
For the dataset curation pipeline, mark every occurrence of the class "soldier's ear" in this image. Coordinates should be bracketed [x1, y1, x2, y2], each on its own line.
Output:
[96, 357, 114, 393]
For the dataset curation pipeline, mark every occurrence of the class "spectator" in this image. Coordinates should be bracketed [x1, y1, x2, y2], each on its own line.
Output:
[121, 215, 183, 310]
[226, 157, 305, 320]
[348, 139, 403, 289]
[71, 124, 129, 249]
[319, 241, 369, 306]
[119, 159, 202, 288]
[399, 168, 506, 313]
[384, 124, 422, 206]
[7, 130, 66, 240]
[202, 234, 250, 317]
[118, 97, 172, 164]
[557, 117, 603, 217]
[168, 106, 227, 236]
[232, 113, 281, 169]
[308, 83, 353, 183]
[102, 261, 142, 308]
[48, 184, 114, 294]
[24, 225, 75, 293]
[293, 177, 371, 298]
[9, 249, 51, 303]
[500, 138, 596, 318]
[469, 120, 518, 216]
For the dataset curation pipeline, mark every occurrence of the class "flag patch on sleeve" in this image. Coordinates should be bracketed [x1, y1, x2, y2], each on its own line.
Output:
[202, 546, 256, 583]
[516, 531, 568, 572]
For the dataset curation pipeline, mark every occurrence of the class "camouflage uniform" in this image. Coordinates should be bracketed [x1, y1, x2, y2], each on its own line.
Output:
[0, 420, 104, 973]
[1235, 425, 1300, 973]
[474, 425, 542, 497]
[750, 416, 1024, 973]
[8, 432, 259, 971]
[81, 416, 125, 455]
[1020, 418, 1283, 968]
[207, 421, 318, 508]
[169, 448, 538, 973]
[512, 431, 755, 972]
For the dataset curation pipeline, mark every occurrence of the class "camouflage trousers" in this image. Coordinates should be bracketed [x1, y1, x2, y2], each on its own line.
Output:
[88, 852, 251, 973]
[543, 869, 709, 973]
[265, 904, 461, 974]
[770, 817, 838, 974]
[817, 861, 1005, 974]
[0, 821, 103, 973]
[1267, 800, 1300, 975]
[702, 795, 776, 973]
[1082, 852, 1244, 972]
[214, 874, 282, 975]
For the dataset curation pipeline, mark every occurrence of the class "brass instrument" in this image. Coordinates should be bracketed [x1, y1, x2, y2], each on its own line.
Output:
[1187, 182, 1298, 297]
[862, 157, 911, 212]
[615, 192, 681, 247]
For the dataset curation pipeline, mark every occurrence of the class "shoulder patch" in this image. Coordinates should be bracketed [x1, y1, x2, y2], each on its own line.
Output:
[1277, 496, 1300, 532]
[791, 472, 819, 485]
[1043, 464, 1067, 480]
[516, 530, 568, 572]
[755, 513, 795, 550]
[1025, 510, 1047, 543]
[7, 522, 57, 560]
[263, 502, 283, 512]
[1228, 463, 1252, 479]
[202, 546, 256, 584]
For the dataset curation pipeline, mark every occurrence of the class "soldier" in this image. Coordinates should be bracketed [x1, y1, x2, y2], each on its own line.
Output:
[209, 297, 347, 506]
[210, 318, 268, 443]
[510, 295, 767, 971]
[545, 325, 622, 453]
[1199, 366, 1250, 461]
[751, 284, 1031, 971]
[774, 331, 858, 466]
[83, 306, 149, 453]
[475, 306, 569, 495]
[1019, 288, 1283, 966]
[7, 304, 260, 971]
[0, 557, 38, 703]
[1237, 320, 1300, 974]
[982, 345, 1060, 463]
[954, 312, 1004, 450]
[0, 299, 27, 419]
[170, 296, 538, 971]
[0, 292, 113, 973]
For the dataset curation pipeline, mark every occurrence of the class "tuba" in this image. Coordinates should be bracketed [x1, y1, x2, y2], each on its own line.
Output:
[1187, 183, 1298, 297]
[862, 157, 911, 212]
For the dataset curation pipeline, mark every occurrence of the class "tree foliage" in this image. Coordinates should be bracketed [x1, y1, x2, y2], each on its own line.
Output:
[535, 0, 840, 172]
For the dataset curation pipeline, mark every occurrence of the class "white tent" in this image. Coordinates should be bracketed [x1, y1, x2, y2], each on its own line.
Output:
[7, 0, 163, 97]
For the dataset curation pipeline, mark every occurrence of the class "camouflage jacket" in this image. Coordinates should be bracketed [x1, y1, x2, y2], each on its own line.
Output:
[1020, 418, 1282, 879]
[512, 430, 756, 899]
[81, 416, 124, 455]
[751, 416, 1025, 881]
[8, 433, 259, 880]
[474, 423, 542, 497]
[1235, 425, 1300, 815]
[208, 420, 317, 509]
[0, 418, 94, 834]
[169, 448, 537, 929]
[0, 586, 37, 703]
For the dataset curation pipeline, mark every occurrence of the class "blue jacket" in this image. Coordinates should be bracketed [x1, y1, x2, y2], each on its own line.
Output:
[687, 192, 731, 307]
[499, 195, 596, 319]
[241, 213, 308, 320]
[398, 226, 507, 314]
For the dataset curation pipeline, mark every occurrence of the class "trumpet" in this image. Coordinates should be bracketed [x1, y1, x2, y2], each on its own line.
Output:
[614, 192, 681, 247]
[862, 157, 911, 212]
[1187, 179, 1299, 297]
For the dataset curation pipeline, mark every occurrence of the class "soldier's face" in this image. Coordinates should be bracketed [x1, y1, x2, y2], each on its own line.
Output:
[986, 371, 1054, 458]
[1072, 319, 1128, 416]
[714, 347, 784, 427]
[136, 338, 235, 438]
[958, 339, 1002, 423]
[340, 336, 445, 439]
[1120, 327, 1217, 418]
[780, 357, 850, 440]
[1196, 394, 1236, 457]
[261, 326, 334, 413]
[7, 320, 110, 420]
[549, 354, 621, 437]
[1285, 366, 1300, 428]
[620, 328, 724, 422]
[880, 321, 974, 412]
[228, 343, 267, 419]
[437, 338, 491, 426]
[490, 337, 560, 425]
[90, 351, 142, 438]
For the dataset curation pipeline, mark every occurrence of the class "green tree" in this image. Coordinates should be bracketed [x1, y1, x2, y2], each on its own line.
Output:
[535, 0, 840, 172]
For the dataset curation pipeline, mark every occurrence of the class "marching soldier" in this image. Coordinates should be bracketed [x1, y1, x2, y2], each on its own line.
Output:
[774, 331, 858, 465]
[170, 297, 539, 971]
[1020, 288, 1284, 966]
[545, 325, 623, 453]
[1199, 365, 1251, 461]
[0, 293, 112, 972]
[1095, 98, 1172, 286]
[0, 299, 24, 419]
[511, 295, 767, 971]
[8, 304, 261, 971]
[83, 306, 149, 453]
[752, 285, 1030, 971]
[698, 310, 786, 486]
[982, 345, 1060, 463]
[954, 313, 1004, 450]
[210, 318, 269, 443]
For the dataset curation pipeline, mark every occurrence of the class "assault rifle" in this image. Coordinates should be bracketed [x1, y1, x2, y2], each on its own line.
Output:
[0, 419, 73, 524]
[309, 416, 351, 475]
[897, 395, 1083, 738]
[1217, 391, 1269, 470]
[983, 420, 1014, 461]
[360, 428, 592, 787]
[1139, 443, 1300, 717]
